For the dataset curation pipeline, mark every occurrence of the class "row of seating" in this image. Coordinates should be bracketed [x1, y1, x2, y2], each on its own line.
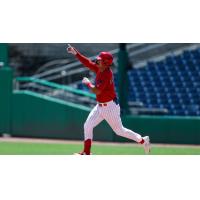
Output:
[126, 48, 200, 116]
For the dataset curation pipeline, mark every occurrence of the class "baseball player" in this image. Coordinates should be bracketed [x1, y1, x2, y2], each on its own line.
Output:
[67, 45, 151, 155]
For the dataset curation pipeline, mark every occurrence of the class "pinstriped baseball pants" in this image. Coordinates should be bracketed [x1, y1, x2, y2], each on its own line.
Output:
[84, 100, 142, 142]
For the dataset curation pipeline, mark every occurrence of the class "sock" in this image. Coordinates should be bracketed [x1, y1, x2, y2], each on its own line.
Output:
[83, 139, 92, 155]
[139, 138, 145, 144]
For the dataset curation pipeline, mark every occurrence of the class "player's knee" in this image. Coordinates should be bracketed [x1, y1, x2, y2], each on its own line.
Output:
[113, 126, 124, 136]
[84, 121, 94, 140]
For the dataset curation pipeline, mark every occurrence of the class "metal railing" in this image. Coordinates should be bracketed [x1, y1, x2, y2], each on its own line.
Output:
[32, 44, 143, 80]
[20, 43, 172, 89]
[15, 77, 95, 99]
[129, 43, 165, 57]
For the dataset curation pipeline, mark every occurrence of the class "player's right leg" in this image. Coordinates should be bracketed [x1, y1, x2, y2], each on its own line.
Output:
[104, 102, 151, 154]
[75, 105, 104, 155]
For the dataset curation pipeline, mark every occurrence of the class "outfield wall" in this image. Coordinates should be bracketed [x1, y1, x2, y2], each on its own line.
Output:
[11, 91, 114, 142]
[10, 91, 200, 145]
[1, 68, 200, 144]
[115, 115, 200, 145]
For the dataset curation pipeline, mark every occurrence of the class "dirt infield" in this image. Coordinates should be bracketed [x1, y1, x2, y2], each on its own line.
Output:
[0, 135, 199, 148]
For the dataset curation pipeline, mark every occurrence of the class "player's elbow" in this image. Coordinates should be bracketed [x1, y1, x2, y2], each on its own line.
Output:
[91, 88, 101, 95]
[96, 90, 101, 95]
[95, 89, 101, 95]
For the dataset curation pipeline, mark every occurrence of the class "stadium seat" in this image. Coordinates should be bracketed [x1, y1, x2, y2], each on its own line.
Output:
[126, 47, 200, 116]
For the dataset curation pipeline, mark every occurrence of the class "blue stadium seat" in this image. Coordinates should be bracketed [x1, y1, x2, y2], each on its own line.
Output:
[126, 47, 200, 116]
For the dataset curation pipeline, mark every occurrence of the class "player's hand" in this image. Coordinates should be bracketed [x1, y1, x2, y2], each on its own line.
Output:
[67, 44, 77, 55]
[82, 77, 91, 85]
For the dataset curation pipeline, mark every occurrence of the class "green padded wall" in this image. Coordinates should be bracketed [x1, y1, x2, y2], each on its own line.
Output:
[8, 90, 200, 145]
[11, 91, 114, 142]
[115, 115, 200, 145]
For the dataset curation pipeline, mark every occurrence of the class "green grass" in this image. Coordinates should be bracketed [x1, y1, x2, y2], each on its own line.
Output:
[0, 141, 200, 155]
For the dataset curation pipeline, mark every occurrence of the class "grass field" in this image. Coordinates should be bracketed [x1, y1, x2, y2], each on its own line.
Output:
[0, 138, 200, 155]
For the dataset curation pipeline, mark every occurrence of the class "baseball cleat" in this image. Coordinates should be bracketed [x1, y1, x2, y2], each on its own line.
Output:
[143, 136, 151, 154]
[74, 152, 91, 155]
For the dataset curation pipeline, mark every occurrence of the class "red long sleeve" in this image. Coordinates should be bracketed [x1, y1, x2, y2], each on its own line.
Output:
[76, 51, 98, 73]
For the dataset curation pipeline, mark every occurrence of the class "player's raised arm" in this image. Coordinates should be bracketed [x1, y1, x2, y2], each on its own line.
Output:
[67, 44, 98, 73]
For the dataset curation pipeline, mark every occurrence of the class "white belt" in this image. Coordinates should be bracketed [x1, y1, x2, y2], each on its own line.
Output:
[98, 100, 113, 107]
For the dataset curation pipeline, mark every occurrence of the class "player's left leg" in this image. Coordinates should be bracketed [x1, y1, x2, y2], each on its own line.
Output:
[104, 102, 151, 154]
[76, 104, 104, 155]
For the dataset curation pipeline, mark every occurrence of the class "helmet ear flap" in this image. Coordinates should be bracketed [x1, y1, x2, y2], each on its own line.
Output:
[98, 52, 113, 66]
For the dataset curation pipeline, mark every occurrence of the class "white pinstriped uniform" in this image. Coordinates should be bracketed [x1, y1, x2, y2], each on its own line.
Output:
[67, 47, 150, 154]
[84, 100, 143, 142]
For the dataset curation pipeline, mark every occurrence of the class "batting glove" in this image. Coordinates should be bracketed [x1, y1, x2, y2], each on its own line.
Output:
[82, 77, 91, 85]
[82, 77, 93, 89]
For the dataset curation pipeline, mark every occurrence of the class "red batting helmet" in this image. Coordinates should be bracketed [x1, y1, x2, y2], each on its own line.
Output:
[96, 52, 113, 66]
